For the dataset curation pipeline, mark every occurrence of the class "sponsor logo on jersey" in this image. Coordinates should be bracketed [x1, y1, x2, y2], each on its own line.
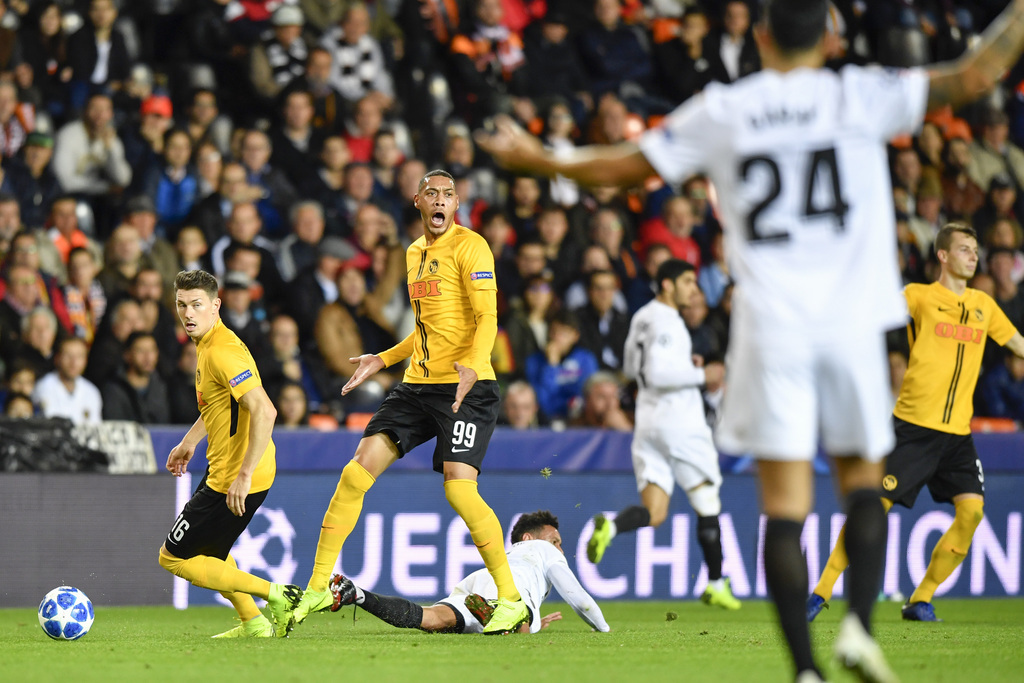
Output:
[229, 369, 253, 387]
[882, 475, 897, 491]
[470, 271, 494, 280]
[934, 322, 984, 344]
[408, 280, 442, 299]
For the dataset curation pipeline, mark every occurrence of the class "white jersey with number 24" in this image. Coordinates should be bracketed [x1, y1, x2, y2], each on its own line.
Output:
[638, 65, 929, 347]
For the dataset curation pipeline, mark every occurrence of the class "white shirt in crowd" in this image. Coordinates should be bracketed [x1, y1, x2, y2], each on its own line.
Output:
[33, 372, 103, 425]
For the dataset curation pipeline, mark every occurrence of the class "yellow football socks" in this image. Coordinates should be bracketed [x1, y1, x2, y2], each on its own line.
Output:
[910, 497, 984, 604]
[308, 460, 376, 592]
[158, 548, 270, 599]
[444, 479, 520, 602]
[218, 554, 262, 621]
[813, 498, 893, 600]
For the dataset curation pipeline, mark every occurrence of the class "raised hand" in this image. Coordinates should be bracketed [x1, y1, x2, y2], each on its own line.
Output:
[342, 354, 386, 395]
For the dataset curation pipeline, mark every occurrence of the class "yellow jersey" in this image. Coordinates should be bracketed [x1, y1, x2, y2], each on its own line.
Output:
[895, 282, 1017, 434]
[378, 225, 497, 383]
[195, 319, 276, 493]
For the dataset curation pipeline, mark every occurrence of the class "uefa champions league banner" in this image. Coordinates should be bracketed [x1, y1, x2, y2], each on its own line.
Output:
[174, 471, 1024, 607]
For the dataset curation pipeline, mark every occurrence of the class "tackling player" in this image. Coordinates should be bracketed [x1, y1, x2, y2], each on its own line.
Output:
[329, 510, 610, 635]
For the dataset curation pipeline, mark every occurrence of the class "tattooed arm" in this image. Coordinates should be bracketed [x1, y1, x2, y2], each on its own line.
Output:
[928, 0, 1024, 111]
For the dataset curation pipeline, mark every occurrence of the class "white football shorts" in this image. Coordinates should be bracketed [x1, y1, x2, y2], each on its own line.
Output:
[715, 332, 894, 461]
[632, 423, 723, 495]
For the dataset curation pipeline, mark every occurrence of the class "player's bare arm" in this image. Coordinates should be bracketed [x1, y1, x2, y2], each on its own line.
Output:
[342, 354, 387, 395]
[166, 416, 207, 477]
[226, 385, 277, 517]
[1003, 332, 1024, 358]
[927, 0, 1024, 111]
[476, 114, 656, 188]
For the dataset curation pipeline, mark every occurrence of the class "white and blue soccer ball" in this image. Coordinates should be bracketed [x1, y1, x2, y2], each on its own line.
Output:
[38, 586, 94, 640]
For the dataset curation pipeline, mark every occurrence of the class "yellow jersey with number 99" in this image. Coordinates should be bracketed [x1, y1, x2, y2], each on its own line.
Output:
[396, 225, 498, 383]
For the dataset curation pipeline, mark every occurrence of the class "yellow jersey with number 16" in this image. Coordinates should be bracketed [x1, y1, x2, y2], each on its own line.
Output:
[195, 319, 276, 493]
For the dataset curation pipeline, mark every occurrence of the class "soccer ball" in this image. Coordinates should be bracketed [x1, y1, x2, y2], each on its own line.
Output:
[38, 586, 94, 640]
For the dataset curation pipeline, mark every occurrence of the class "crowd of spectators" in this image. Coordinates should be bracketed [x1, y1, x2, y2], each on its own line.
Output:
[0, 0, 1022, 433]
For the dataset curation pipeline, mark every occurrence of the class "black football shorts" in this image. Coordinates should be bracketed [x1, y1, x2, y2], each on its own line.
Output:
[164, 473, 269, 560]
[882, 417, 985, 508]
[364, 380, 501, 473]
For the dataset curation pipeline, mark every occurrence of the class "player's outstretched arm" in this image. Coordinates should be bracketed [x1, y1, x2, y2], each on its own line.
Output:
[166, 416, 207, 476]
[547, 561, 611, 632]
[927, 0, 1024, 111]
[342, 354, 387, 395]
[476, 114, 656, 188]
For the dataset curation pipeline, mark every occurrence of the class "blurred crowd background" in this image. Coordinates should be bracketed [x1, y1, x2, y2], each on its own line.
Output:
[1, 0, 1023, 436]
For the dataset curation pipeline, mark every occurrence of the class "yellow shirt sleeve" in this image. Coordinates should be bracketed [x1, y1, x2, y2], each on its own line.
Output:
[904, 285, 921, 352]
[458, 234, 498, 375]
[378, 331, 415, 367]
[988, 295, 1019, 346]
[212, 343, 263, 399]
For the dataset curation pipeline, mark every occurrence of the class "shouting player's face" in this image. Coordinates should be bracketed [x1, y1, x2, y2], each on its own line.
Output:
[414, 175, 460, 240]
[175, 288, 221, 342]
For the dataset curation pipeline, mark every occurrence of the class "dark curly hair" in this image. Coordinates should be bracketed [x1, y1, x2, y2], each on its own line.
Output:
[510, 510, 559, 544]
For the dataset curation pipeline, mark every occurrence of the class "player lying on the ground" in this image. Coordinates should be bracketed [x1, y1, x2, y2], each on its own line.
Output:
[329, 510, 610, 634]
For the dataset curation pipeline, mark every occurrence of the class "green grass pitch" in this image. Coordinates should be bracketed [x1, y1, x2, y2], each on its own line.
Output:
[2, 599, 1021, 682]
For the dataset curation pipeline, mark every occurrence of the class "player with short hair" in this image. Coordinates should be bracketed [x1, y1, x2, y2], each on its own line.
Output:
[585, 259, 737, 609]
[477, 1, 1024, 679]
[808, 224, 1024, 623]
[329, 510, 610, 634]
[158, 269, 301, 638]
[285, 169, 530, 635]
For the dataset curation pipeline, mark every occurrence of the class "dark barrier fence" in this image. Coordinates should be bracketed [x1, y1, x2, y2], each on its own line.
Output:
[2, 427, 1020, 609]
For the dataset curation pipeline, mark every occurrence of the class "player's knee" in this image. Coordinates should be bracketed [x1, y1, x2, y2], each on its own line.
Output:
[645, 506, 668, 527]
[158, 547, 183, 575]
[955, 498, 984, 529]
[686, 482, 722, 518]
